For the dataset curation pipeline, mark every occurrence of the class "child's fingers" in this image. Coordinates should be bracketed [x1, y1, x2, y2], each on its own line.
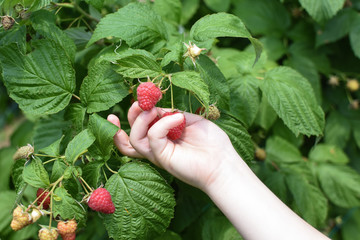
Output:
[147, 113, 184, 159]
[129, 107, 158, 150]
[128, 101, 144, 128]
[107, 114, 144, 158]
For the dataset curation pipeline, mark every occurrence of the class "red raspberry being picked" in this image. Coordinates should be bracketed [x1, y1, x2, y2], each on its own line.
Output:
[87, 188, 115, 214]
[162, 112, 186, 140]
[37, 188, 51, 210]
[137, 82, 162, 111]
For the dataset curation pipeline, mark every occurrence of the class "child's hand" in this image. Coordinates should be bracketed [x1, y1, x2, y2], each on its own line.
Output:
[107, 101, 240, 191]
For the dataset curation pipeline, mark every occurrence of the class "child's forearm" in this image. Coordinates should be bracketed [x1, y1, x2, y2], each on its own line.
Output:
[205, 155, 330, 240]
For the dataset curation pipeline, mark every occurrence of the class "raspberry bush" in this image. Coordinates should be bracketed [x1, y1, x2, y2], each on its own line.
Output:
[0, 0, 360, 239]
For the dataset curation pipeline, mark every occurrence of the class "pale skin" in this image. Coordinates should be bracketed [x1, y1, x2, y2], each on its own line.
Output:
[107, 101, 330, 240]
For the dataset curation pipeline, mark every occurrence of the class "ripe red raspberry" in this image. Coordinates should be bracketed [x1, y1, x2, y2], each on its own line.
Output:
[87, 188, 115, 214]
[162, 112, 186, 140]
[37, 188, 51, 209]
[149, 115, 160, 129]
[137, 82, 162, 111]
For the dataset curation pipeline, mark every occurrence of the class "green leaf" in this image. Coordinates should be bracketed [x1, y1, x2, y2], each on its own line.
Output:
[254, 96, 277, 131]
[65, 129, 96, 164]
[51, 160, 67, 183]
[31, 9, 76, 61]
[0, 25, 26, 52]
[350, 15, 360, 59]
[203, 0, 231, 12]
[11, 159, 26, 193]
[265, 136, 303, 164]
[190, 13, 262, 64]
[316, 8, 358, 47]
[216, 113, 254, 163]
[309, 144, 349, 164]
[264, 170, 288, 203]
[88, 114, 119, 161]
[155, 230, 182, 240]
[0, 147, 15, 191]
[82, 161, 104, 188]
[171, 71, 210, 106]
[341, 208, 360, 240]
[190, 13, 251, 41]
[316, 164, 360, 208]
[85, 0, 104, 10]
[232, 0, 291, 35]
[104, 161, 175, 240]
[64, 27, 92, 49]
[33, 112, 69, 150]
[87, 2, 168, 48]
[285, 55, 322, 104]
[0, 190, 17, 233]
[22, 156, 50, 188]
[29, 0, 51, 11]
[154, 0, 182, 25]
[272, 120, 303, 147]
[196, 55, 230, 109]
[324, 111, 351, 149]
[286, 174, 328, 227]
[64, 103, 87, 133]
[39, 136, 64, 157]
[227, 75, 260, 127]
[299, 0, 345, 22]
[80, 61, 129, 113]
[353, 121, 360, 149]
[261, 66, 325, 136]
[0, 40, 76, 117]
[52, 187, 86, 223]
[111, 49, 162, 78]
[202, 216, 243, 240]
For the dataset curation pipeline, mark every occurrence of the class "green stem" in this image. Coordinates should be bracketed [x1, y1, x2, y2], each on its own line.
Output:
[189, 92, 193, 113]
[72, 94, 81, 101]
[168, 75, 174, 111]
[73, 149, 88, 164]
[43, 158, 58, 165]
[79, 176, 93, 192]
[105, 162, 118, 174]
[34, 153, 59, 158]
[102, 167, 108, 182]
[73, 1, 100, 23]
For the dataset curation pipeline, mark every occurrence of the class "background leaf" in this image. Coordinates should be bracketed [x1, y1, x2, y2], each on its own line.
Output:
[286, 174, 328, 227]
[309, 144, 349, 164]
[87, 2, 168, 49]
[171, 71, 210, 106]
[299, 0, 345, 23]
[65, 129, 96, 164]
[216, 113, 254, 163]
[316, 164, 360, 208]
[196, 54, 230, 109]
[80, 62, 129, 113]
[232, 0, 291, 35]
[104, 161, 175, 240]
[53, 187, 86, 223]
[111, 49, 162, 78]
[88, 113, 118, 161]
[22, 157, 50, 188]
[261, 67, 325, 136]
[0, 40, 75, 117]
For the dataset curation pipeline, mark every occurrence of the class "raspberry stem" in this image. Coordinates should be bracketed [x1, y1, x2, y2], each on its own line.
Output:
[79, 176, 93, 192]
[168, 75, 174, 111]
[105, 162, 118, 174]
